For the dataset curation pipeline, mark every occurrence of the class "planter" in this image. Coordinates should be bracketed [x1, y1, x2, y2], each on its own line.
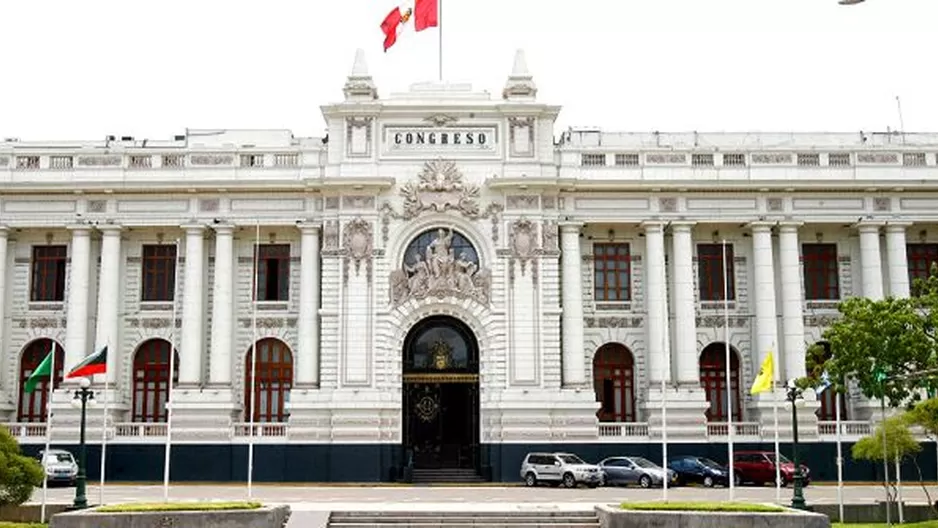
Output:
[596, 504, 830, 528]
[49, 504, 290, 528]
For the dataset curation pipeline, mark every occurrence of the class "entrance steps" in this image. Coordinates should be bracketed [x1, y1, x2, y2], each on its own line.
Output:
[412, 469, 486, 484]
[327, 510, 601, 528]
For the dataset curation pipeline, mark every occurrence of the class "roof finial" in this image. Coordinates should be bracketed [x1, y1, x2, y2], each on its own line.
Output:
[510, 49, 530, 79]
[503, 49, 537, 101]
[351, 48, 369, 78]
[344, 48, 378, 101]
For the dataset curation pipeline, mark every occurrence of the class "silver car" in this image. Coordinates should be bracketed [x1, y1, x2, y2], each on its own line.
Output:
[598, 456, 677, 488]
[520, 452, 603, 488]
[41, 449, 78, 486]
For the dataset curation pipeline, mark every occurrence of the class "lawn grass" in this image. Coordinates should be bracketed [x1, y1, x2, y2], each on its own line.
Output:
[833, 523, 938, 528]
[96, 501, 261, 513]
[0, 523, 47, 528]
[620, 501, 786, 513]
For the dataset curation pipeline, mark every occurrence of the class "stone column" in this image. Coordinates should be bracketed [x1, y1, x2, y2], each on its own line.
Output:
[65, 225, 93, 371]
[886, 223, 911, 298]
[858, 222, 885, 300]
[297, 224, 321, 387]
[671, 222, 697, 383]
[560, 222, 586, 386]
[750, 222, 779, 362]
[643, 222, 668, 382]
[0, 227, 9, 412]
[209, 225, 234, 385]
[179, 225, 205, 386]
[94, 226, 123, 384]
[779, 222, 806, 380]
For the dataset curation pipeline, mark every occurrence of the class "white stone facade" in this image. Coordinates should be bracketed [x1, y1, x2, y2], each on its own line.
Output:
[2, 49, 938, 453]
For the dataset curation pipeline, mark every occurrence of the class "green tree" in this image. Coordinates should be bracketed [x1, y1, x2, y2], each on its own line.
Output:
[0, 428, 43, 506]
[853, 415, 930, 507]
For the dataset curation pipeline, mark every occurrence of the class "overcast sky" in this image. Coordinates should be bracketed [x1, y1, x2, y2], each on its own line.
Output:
[1, 0, 935, 141]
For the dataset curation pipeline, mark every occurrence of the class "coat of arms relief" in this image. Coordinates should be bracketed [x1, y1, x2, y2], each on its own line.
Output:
[384, 160, 499, 307]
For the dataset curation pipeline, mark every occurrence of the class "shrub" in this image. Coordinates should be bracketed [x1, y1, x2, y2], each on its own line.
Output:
[0, 428, 43, 506]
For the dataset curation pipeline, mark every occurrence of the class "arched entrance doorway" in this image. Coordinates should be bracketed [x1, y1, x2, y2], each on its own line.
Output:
[402, 315, 480, 471]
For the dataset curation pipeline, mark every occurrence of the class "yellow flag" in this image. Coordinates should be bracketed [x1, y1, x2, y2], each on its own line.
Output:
[750, 351, 774, 395]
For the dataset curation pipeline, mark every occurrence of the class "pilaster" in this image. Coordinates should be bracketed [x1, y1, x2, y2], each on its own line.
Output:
[559, 222, 586, 387]
[856, 221, 885, 300]
[179, 224, 205, 386]
[641, 221, 668, 382]
[885, 222, 912, 298]
[64, 225, 93, 372]
[670, 222, 697, 384]
[94, 226, 123, 385]
[209, 224, 235, 386]
[0, 227, 10, 419]
[296, 223, 321, 387]
[778, 222, 806, 381]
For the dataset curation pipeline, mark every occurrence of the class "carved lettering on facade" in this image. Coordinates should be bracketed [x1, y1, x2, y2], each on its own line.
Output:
[399, 159, 481, 219]
[389, 227, 491, 306]
[342, 217, 373, 284]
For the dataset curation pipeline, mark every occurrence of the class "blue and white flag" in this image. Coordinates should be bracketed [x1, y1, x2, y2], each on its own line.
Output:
[815, 371, 832, 396]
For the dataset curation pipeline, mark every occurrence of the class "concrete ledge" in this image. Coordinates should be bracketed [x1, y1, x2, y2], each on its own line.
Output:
[49, 504, 290, 528]
[812, 502, 938, 524]
[0, 503, 70, 523]
[596, 504, 830, 528]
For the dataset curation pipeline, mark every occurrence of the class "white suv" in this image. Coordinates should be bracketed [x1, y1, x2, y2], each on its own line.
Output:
[520, 452, 603, 488]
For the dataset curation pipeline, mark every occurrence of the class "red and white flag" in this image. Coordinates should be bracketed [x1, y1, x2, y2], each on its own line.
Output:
[381, 0, 439, 51]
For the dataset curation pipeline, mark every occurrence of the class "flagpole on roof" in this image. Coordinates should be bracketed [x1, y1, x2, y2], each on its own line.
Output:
[772, 343, 781, 504]
[437, 0, 443, 81]
[722, 239, 735, 501]
[835, 384, 844, 522]
[247, 219, 260, 500]
[40, 340, 56, 524]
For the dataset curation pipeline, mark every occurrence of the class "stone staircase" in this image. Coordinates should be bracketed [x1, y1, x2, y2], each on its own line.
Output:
[411, 468, 487, 484]
[327, 510, 601, 528]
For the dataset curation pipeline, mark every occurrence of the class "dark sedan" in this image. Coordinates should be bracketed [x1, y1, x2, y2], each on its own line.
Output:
[668, 456, 730, 487]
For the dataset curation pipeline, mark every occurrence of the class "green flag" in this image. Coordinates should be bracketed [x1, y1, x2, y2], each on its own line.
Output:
[24, 350, 53, 394]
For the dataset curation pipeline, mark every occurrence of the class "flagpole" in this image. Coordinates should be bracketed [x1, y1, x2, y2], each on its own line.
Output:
[247, 220, 260, 499]
[835, 388, 844, 522]
[99, 343, 110, 506]
[163, 238, 181, 502]
[772, 344, 781, 504]
[437, 0, 443, 81]
[722, 239, 735, 501]
[40, 340, 56, 524]
[661, 247, 670, 501]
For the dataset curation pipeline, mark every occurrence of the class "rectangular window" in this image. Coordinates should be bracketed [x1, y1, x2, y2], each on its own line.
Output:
[802, 243, 840, 300]
[692, 153, 714, 166]
[723, 153, 746, 166]
[141, 245, 177, 302]
[614, 153, 639, 166]
[797, 153, 820, 166]
[30, 246, 67, 302]
[240, 154, 264, 167]
[903, 152, 927, 167]
[907, 243, 938, 288]
[828, 153, 851, 167]
[593, 243, 631, 302]
[696, 243, 735, 301]
[581, 153, 606, 167]
[255, 244, 291, 301]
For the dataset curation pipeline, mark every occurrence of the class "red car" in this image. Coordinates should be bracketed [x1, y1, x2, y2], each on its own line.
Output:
[732, 451, 810, 487]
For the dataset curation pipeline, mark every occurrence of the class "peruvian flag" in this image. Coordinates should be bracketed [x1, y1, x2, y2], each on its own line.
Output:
[66, 345, 108, 378]
[381, 0, 439, 51]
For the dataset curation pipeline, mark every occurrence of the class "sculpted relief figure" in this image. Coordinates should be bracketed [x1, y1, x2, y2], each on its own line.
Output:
[390, 227, 491, 306]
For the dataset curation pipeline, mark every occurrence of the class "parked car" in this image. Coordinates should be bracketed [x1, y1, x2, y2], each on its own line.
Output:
[733, 450, 811, 487]
[598, 456, 677, 488]
[520, 452, 603, 488]
[668, 456, 729, 487]
[40, 449, 78, 486]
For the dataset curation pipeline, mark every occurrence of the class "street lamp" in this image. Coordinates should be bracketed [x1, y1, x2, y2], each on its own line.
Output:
[785, 379, 808, 511]
[70, 377, 95, 510]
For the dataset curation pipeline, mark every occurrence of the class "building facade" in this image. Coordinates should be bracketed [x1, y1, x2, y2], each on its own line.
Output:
[2, 49, 937, 483]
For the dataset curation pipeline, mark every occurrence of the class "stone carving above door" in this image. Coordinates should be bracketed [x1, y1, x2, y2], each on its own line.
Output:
[399, 159, 481, 219]
[389, 227, 491, 306]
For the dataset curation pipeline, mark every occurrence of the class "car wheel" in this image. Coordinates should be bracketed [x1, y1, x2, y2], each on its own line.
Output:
[524, 472, 537, 487]
[703, 476, 714, 488]
[733, 472, 742, 486]
[639, 475, 652, 489]
[562, 472, 577, 488]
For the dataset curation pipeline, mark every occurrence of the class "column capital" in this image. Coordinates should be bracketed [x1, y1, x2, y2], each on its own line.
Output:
[558, 221, 584, 232]
[297, 222, 322, 234]
[67, 224, 94, 234]
[885, 221, 913, 232]
[747, 221, 775, 233]
[669, 221, 696, 232]
[97, 224, 124, 236]
[0, 225, 9, 236]
[641, 220, 666, 233]
[778, 221, 803, 233]
[212, 223, 236, 236]
[854, 220, 885, 232]
[180, 223, 207, 234]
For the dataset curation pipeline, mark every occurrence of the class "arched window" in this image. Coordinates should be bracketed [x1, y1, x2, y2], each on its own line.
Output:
[244, 338, 293, 423]
[699, 343, 742, 422]
[132, 339, 179, 423]
[18, 339, 64, 422]
[592, 344, 636, 422]
[403, 228, 479, 269]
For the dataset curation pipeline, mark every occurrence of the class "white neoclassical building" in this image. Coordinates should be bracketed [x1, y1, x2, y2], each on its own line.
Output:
[1, 49, 937, 483]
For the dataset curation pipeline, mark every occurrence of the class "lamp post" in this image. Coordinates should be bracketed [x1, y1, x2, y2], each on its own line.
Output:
[70, 377, 94, 510]
[785, 379, 808, 510]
